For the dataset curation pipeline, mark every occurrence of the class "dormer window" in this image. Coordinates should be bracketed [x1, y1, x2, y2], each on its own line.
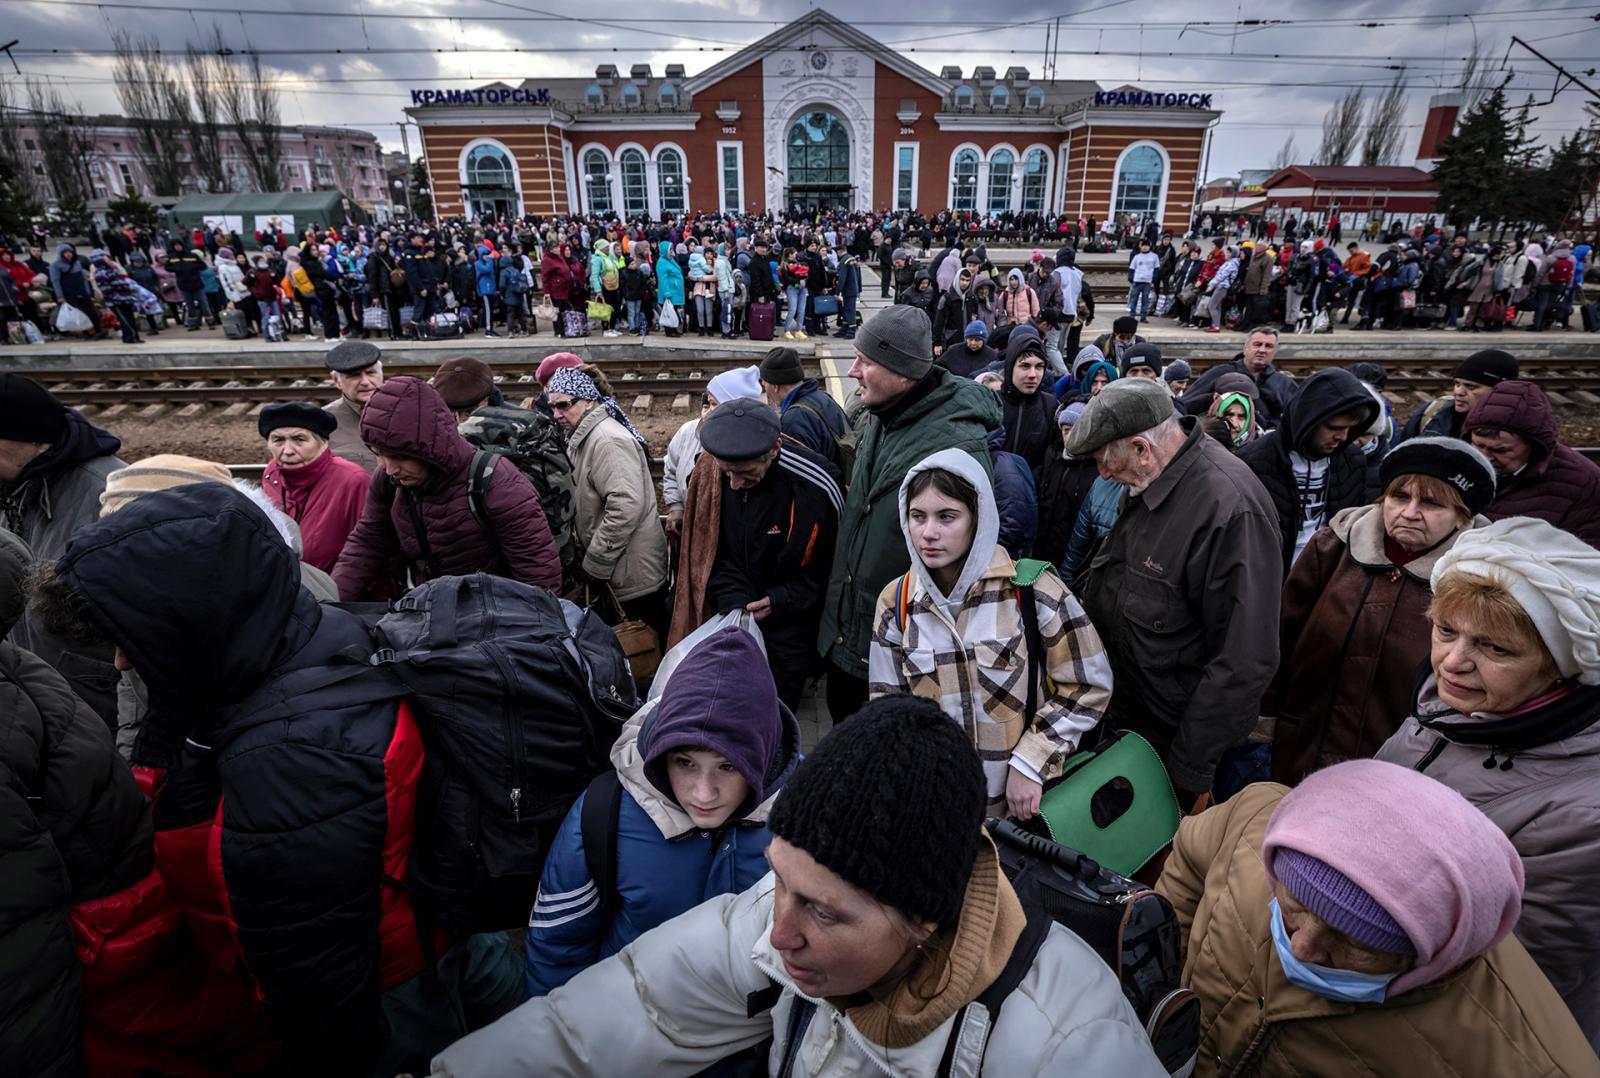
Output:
[1026, 87, 1044, 111]
[660, 85, 677, 107]
[991, 86, 1008, 109]
[622, 84, 641, 108]
[586, 85, 604, 108]
[954, 86, 974, 109]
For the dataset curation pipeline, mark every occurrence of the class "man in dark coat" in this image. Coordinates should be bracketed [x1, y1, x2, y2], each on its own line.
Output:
[332, 377, 562, 599]
[0, 374, 125, 722]
[1397, 348, 1519, 443]
[1237, 367, 1381, 575]
[29, 486, 523, 1074]
[0, 528, 151, 1077]
[697, 400, 843, 708]
[400, 233, 443, 324]
[1464, 379, 1600, 548]
[1179, 327, 1298, 429]
[162, 238, 213, 328]
[758, 346, 849, 473]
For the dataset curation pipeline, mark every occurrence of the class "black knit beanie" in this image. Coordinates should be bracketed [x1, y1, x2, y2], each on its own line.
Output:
[768, 694, 986, 929]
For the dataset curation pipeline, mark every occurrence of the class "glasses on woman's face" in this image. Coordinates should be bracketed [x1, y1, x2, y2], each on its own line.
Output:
[547, 397, 580, 412]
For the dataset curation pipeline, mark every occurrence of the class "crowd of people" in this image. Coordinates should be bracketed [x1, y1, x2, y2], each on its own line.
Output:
[5, 276, 1600, 1075]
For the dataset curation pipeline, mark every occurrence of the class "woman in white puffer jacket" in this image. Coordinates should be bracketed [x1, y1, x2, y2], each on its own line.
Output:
[432, 696, 1166, 1078]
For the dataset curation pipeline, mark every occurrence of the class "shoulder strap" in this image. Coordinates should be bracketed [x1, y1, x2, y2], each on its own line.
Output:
[895, 571, 914, 634]
[466, 449, 497, 532]
[580, 770, 625, 918]
[1012, 560, 1058, 724]
[937, 914, 1053, 1078]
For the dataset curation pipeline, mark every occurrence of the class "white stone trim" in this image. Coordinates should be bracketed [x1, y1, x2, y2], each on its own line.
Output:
[565, 115, 702, 132]
[892, 141, 919, 212]
[716, 140, 746, 213]
[457, 137, 524, 218]
[561, 140, 578, 215]
[686, 9, 946, 97]
[1111, 139, 1171, 222]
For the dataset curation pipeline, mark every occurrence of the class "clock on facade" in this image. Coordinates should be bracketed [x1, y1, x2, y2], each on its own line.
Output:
[809, 50, 829, 71]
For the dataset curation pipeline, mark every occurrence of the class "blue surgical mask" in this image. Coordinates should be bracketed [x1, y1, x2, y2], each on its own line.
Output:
[1268, 899, 1398, 1005]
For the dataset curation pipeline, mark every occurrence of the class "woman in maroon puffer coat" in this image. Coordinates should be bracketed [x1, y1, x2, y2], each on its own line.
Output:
[331, 377, 562, 599]
[1463, 378, 1600, 548]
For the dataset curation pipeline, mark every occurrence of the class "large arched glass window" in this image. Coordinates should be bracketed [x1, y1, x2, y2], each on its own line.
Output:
[951, 148, 979, 211]
[1113, 144, 1165, 220]
[583, 149, 612, 213]
[1021, 148, 1048, 212]
[786, 111, 850, 187]
[657, 148, 685, 214]
[465, 143, 514, 188]
[619, 148, 647, 215]
[986, 149, 1014, 213]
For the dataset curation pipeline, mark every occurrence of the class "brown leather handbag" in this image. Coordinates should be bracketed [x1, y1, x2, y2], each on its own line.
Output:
[589, 584, 660, 685]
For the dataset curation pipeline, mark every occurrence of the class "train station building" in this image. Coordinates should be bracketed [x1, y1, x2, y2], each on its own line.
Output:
[406, 10, 1221, 229]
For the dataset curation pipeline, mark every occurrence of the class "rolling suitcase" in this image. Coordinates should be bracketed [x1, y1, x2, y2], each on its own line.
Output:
[221, 308, 249, 339]
[561, 309, 590, 338]
[748, 300, 775, 342]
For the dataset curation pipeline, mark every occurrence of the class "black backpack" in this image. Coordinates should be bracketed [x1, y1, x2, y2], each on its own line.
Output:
[372, 574, 638, 933]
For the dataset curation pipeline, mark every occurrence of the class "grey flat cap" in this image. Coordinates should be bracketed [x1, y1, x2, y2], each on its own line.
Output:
[1063, 378, 1175, 457]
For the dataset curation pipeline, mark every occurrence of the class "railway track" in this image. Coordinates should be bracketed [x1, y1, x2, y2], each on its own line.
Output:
[34, 353, 1600, 415]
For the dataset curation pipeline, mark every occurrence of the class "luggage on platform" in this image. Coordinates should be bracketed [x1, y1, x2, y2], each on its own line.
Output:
[748, 300, 776, 342]
[221, 308, 250, 340]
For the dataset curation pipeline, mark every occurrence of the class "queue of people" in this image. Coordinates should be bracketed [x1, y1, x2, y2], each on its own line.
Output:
[5, 306, 1600, 1075]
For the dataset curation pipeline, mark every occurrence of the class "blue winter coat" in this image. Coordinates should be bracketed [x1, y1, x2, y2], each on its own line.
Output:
[523, 700, 801, 998]
[987, 427, 1039, 560]
[1063, 475, 1123, 581]
[656, 242, 686, 306]
[474, 247, 499, 297]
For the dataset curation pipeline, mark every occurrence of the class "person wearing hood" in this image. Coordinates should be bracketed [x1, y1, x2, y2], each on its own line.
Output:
[1463, 379, 1600, 547]
[1035, 401, 1098, 565]
[524, 625, 800, 999]
[0, 527, 158, 1077]
[49, 242, 106, 338]
[259, 402, 369, 575]
[588, 238, 623, 336]
[656, 239, 687, 337]
[28, 485, 526, 1074]
[1155, 759, 1600, 1077]
[545, 366, 671, 636]
[871, 447, 1112, 816]
[931, 319, 995, 384]
[1202, 373, 1264, 450]
[1375, 518, 1600, 1049]
[818, 307, 1003, 723]
[1073, 358, 1119, 402]
[671, 399, 842, 709]
[898, 267, 936, 318]
[1266, 438, 1496, 786]
[997, 268, 1039, 330]
[0, 374, 124, 722]
[931, 266, 980, 354]
[1180, 327, 1298, 430]
[434, 695, 1168, 1077]
[331, 377, 562, 600]
[1238, 367, 1381, 574]
[997, 328, 1058, 476]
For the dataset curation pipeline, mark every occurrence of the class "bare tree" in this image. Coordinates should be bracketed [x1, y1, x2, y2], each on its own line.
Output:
[0, 79, 43, 233]
[26, 80, 97, 230]
[183, 39, 229, 192]
[330, 142, 359, 196]
[1270, 133, 1299, 171]
[206, 26, 286, 192]
[109, 30, 189, 196]
[1361, 71, 1408, 166]
[1316, 87, 1365, 166]
[1458, 42, 1501, 115]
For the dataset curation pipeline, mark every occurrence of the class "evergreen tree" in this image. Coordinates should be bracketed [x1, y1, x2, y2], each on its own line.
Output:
[1431, 87, 1513, 231]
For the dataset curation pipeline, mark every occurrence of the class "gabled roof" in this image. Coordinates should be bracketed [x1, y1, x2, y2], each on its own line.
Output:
[1264, 165, 1434, 187]
[684, 10, 949, 96]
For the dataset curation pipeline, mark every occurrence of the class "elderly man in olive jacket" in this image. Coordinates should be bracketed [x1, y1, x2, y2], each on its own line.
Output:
[1066, 378, 1281, 807]
[817, 305, 1003, 722]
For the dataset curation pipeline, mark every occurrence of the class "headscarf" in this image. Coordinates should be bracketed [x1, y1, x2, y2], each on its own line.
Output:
[547, 366, 647, 447]
[1211, 391, 1256, 447]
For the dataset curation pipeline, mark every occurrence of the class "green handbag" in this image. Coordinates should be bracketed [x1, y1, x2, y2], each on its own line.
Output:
[1035, 730, 1181, 877]
[586, 299, 613, 321]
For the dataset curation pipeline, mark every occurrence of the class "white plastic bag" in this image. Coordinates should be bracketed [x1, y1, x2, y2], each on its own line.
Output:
[646, 608, 765, 702]
[55, 303, 93, 333]
[658, 301, 680, 330]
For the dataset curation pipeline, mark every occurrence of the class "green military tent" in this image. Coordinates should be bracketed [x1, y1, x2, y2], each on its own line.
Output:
[167, 191, 370, 237]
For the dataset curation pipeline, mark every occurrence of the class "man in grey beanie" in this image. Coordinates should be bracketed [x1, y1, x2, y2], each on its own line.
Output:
[816, 305, 1002, 721]
[1066, 377, 1282, 809]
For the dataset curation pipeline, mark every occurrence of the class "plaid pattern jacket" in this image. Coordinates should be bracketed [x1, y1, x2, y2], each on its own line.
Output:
[868, 548, 1113, 801]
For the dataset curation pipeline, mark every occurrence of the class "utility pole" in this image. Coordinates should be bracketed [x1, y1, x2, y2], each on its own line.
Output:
[1504, 37, 1600, 233]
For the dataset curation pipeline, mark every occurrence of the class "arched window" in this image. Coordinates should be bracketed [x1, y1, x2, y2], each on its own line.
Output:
[1113, 144, 1166, 221]
[657, 148, 686, 214]
[465, 143, 514, 188]
[659, 85, 677, 107]
[786, 111, 850, 189]
[463, 143, 519, 219]
[1026, 87, 1044, 111]
[951, 148, 979, 211]
[987, 148, 1014, 213]
[1021, 148, 1048, 212]
[583, 148, 612, 213]
[954, 86, 974, 109]
[991, 85, 1008, 109]
[622, 84, 641, 109]
[619, 148, 647, 214]
[585, 85, 604, 109]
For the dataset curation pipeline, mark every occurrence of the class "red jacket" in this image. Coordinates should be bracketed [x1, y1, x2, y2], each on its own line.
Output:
[261, 448, 369, 573]
[332, 377, 562, 599]
[1464, 380, 1600, 548]
[541, 250, 574, 301]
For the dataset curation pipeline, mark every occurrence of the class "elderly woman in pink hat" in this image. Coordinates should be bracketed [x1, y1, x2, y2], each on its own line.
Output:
[1155, 760, 1599, 1077]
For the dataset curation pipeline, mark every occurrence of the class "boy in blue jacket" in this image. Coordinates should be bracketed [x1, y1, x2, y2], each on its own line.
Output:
[524, 626, 799, 998]
[498, 256, 528, 337]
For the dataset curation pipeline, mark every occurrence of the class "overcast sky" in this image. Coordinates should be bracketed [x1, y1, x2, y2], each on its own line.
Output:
[3, 0, 1595, 182]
